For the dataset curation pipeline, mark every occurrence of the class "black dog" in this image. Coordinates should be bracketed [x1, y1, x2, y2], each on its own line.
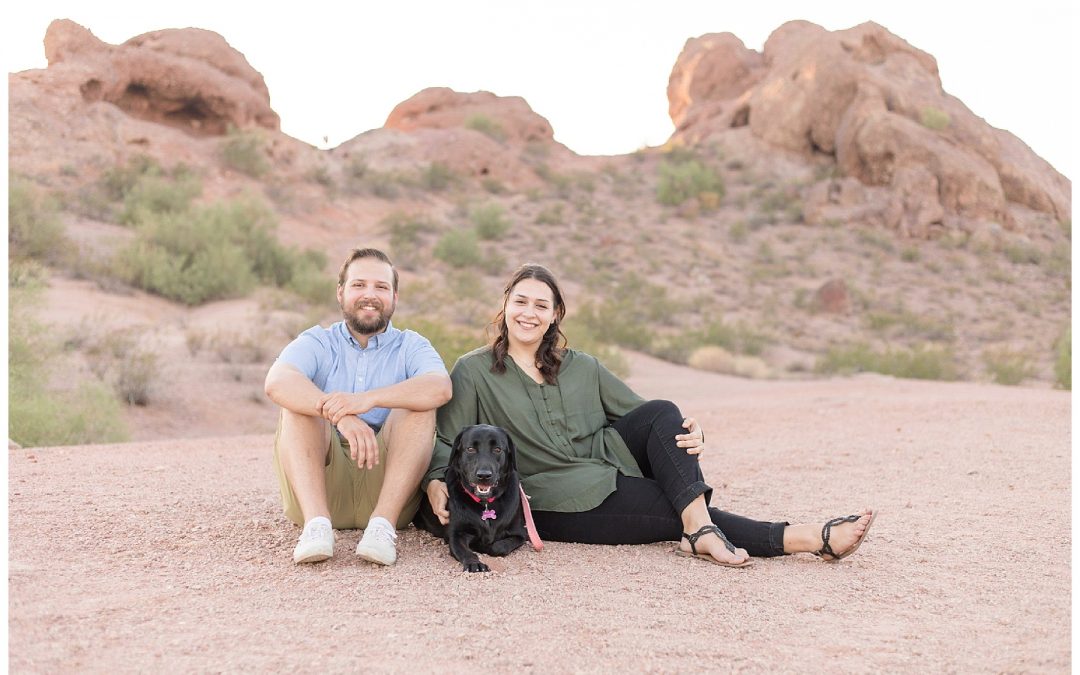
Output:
[414, 424, 528, 572]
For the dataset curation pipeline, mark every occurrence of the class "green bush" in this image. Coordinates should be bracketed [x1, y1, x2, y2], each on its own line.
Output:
[577, 276, 676, 351]
[85, 330, 161, 405]
[982, 348, 1034, 386]
[100, 154, 162, 201]
[220, 128, 270, 177]
[560, 317, 630, 378]
[382, 211, 436, 269]
[1055, 328, 1071, 390]
[656, 158, 724, 209]
[395, 316, 484, 368]
[465, 114, 506, 142]
[471, 203, 511, 240]
[115, 197, 323, 305]
[9, 287, 128, 446]
[919, 106, 951, 131]
[420, 162, 459, 191]
[434, 229, 480, 268]
[119, 172, 201, 225]
[815, 343, 959, 381]
[9, 177, 67, 260]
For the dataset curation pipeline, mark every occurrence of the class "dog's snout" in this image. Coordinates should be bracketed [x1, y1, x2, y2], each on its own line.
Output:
[475, 468, 494, 481]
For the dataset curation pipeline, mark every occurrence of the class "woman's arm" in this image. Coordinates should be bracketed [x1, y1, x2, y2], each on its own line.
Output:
[595, 356, 646, 422]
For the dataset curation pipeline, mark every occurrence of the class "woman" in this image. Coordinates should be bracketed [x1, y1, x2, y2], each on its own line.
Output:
[421, 264, 875, 566]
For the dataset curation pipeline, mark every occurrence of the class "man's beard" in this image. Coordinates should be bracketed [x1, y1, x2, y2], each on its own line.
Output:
[342, 298, 395, 336]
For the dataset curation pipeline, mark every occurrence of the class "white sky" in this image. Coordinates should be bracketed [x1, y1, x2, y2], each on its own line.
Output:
[3, 1, 1076, 178]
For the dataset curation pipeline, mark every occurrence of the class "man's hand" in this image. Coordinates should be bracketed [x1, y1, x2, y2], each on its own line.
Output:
[336, 415, 380, 470]
[426, 479, 450, 525]
[316, 391, 375, 425]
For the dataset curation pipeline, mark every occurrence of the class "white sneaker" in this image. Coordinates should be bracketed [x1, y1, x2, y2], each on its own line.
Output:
[293, 520, 334, 564]
[355, 519, 398, 565]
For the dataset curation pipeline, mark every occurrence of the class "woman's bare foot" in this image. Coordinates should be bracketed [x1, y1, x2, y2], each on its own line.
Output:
[783, 508, 875, 558]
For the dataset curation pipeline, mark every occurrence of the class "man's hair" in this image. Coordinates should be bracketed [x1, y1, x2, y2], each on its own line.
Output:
[337, 248, 398, 292]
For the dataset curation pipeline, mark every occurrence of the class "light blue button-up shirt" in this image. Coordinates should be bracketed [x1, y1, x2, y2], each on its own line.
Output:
[276, 321, 448, 431]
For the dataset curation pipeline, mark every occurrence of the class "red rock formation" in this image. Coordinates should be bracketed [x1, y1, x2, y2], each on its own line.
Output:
[41, 19, 278, 136]
[385, 87, 555, 145]
[668, 20, 1071, 234]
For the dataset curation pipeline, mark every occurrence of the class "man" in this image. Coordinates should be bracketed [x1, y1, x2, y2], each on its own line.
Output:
[265, 248, 451, 565]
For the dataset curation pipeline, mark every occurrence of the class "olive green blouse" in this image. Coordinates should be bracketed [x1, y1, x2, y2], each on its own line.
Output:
[424, 347, 646, 512]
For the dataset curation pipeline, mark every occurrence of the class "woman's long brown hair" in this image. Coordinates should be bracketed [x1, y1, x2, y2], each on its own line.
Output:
[489, 264, 567, 385]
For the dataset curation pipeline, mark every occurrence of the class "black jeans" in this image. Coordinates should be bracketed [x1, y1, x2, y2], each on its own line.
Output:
[532, 400, 788, 557]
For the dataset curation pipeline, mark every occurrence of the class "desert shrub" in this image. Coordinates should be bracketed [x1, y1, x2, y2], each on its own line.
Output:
[119, 171, 202, 225]
[864, 309, 955, 343]
[9, 177, 67, 260]
[471, 203, 511, 240]
[688, 346, 771, 379]
[220, 127, 270, 177]
[9, 287, 128, 446]
[982, 348, 1035, 386]
[115, 197, 323, 305]
[656, 157, 724, 209]
[100, 154, 162, 200]
[382, 211, 437, 269]
[1002, 242, 1043, 265]
[815, 343, 959, 381]
[84, 330, 160, 405]
[755, 185, 803, 223]
[560, 316, 631, 379]
[465, 114, 506, 142]
[651, 320, 766, 364]
[1054, 327, 1071, 390]
[420, 162, 459, 191]
[307, 164, 335, 189]
[535, 205, 564, 226]
[434, 229, 480, 268]
[577, 276, 676, 351]
[343, 158, 413, 198]
[482, 178, 508, 194]
[919, 106, 951, 131]
[395, 316, 483, 369]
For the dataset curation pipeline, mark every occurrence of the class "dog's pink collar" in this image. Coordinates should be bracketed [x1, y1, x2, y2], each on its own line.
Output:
[461, 482, 497, 520]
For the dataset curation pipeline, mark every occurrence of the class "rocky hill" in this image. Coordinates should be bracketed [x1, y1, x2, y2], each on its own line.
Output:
[8, 19, 1071, 445]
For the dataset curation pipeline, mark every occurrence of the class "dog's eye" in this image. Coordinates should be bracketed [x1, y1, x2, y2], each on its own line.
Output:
[493, 447, 502, 454]
[465, 447, 477, 454]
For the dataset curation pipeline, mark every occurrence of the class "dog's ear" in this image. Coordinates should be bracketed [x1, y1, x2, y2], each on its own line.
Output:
[450, 427, 468, 461]
[501, 430, 518, 473]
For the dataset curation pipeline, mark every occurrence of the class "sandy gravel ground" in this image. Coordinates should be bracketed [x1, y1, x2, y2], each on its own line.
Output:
[8, 354, 1071, 672]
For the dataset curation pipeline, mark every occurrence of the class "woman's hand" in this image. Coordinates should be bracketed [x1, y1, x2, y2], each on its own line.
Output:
[676, 417, 706, 456]
[427, 479, 450, 525]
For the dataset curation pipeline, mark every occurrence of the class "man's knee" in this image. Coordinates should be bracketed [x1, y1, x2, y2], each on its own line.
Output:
[277, 409, 330, 456]
[386, 408, 436, 435]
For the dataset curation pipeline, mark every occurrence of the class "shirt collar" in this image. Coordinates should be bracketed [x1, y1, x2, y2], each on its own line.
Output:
[339, 320, 399, 350]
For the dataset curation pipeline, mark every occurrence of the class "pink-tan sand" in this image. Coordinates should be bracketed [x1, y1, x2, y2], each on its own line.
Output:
[8, 353, 1071, 672]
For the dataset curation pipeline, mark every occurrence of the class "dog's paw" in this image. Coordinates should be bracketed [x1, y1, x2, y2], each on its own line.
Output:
[464, 561, 490, 573]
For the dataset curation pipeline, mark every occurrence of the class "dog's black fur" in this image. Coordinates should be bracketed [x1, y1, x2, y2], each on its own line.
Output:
[413, 424, 528, 572]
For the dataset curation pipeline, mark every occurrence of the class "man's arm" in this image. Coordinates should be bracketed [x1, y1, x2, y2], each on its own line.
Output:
[316, 372, 452, 425]
[264, 361, 326, 416]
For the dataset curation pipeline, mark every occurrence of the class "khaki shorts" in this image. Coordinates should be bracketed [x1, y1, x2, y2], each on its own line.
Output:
[272, 418, 421, 530]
